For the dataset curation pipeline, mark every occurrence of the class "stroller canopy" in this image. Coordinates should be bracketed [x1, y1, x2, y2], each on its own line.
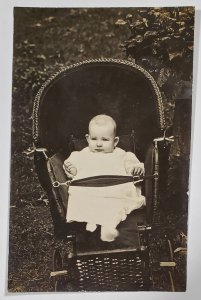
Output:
[33, 58, 165, 155]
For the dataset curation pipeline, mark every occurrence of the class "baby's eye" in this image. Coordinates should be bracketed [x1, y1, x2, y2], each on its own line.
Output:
[91, 137, 97, 141]
[102, 138, 109, 141]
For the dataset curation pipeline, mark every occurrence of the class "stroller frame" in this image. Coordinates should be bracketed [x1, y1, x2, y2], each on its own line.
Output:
[33, 58, 175, 292]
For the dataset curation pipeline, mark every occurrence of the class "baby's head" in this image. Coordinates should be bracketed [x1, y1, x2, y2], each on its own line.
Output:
[86, 115, 119, 153]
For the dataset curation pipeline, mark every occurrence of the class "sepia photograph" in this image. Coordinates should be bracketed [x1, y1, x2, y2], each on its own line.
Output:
[6, 4, 196, 294]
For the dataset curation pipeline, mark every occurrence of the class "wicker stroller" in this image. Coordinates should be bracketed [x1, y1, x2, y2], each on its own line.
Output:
[33, 58, 174, 291]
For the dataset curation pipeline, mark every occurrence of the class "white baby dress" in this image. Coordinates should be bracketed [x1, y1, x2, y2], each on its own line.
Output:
[65, 147, 145, 232]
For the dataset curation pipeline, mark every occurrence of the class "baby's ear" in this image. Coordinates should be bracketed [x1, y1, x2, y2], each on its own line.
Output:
[85, 134, 89, 143]
[114, 136, 119, 147]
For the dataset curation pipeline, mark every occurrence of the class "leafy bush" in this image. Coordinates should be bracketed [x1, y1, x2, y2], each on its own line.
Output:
[116, 7, 194, 81]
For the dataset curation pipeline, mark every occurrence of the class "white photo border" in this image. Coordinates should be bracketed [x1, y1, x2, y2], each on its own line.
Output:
[0, 1, 201, 299]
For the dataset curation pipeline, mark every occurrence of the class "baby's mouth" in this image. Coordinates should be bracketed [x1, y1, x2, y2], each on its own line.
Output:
[95, 149, 103, 152]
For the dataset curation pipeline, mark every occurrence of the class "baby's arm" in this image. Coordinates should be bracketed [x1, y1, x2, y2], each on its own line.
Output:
[63, 160, 77, 178]
[63, 152, 78, 178]
[124, 152, 144, 176]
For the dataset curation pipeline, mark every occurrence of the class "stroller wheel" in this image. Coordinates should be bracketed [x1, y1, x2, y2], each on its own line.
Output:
[159, 239, 176, 291]
[166, 239, 175, 291]
[52, 248, 67, 291]
[150, 235, 176, 291]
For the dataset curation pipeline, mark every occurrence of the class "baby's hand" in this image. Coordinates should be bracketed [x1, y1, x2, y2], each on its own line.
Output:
[126, 163, 144, 176]
[63, 161, 77, 179]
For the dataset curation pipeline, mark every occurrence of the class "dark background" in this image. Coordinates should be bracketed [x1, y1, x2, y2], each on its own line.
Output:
[8, 7, 193, 292]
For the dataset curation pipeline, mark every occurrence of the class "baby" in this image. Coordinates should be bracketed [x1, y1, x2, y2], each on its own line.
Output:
[63, 115, 145, 242]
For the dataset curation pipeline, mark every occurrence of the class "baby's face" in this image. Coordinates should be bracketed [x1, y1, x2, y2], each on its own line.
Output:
[86, 124, 119, 153]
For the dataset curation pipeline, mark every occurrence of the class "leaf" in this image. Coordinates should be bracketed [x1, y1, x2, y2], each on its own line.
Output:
[153, 11, 160, 18]
[36, 54, 46, 61]
[144, 31, 158, 39]
[168, 51, 183, 61]
[161, 36, 171, 42]
[43, 199, 49, 206]
[79, 44, 85, 53]
[152, 48, 157, 55]
[157, 67, 172, 87]
[127, 41, 137, 48]
[142, 18, 148, 27]
[179, 27, 186, 33]
[119, 43, 127, 49]
[115, 19, 127, 25]
[179, 12, 188, 18]
[187, 45, 193, 51]
[176, 21, 185, 26]
[134, 20, 144, 27]
[44, 16, 55, 22]
[64, 27, 77, 36]
[31, 23, 42, 28]
[126, 14, 133, 21]
[105, 32, 115, 38]
[135, 35, 143, 43]
[28, 43, 36, 48]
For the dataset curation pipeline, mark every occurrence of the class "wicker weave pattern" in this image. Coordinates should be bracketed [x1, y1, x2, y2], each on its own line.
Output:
[75, 251, 148, 291]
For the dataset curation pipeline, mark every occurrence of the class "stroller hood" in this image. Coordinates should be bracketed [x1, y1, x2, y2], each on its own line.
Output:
[33, 58, 166, 155]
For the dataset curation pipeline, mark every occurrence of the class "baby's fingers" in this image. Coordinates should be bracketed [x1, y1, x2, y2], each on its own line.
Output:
[63, 165, 74, 178]
[65, 171, 74, 179]
[63, 161, 74, 172]
[133, 167, 144, 176]
[63, 163, 69, 172]
[64, 161, 73, 168]
[139, 168, 145, 175]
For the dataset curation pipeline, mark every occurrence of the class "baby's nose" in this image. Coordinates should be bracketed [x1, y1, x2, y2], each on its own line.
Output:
[96, 140, 103, 147]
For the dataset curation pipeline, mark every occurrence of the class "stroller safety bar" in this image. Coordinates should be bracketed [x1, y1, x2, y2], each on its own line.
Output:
[52, 174, 158, 188]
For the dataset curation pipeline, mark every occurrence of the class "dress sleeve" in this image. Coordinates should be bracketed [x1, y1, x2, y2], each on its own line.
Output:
[124, 152, 144, 174]
[64, 151, 79, 167]
[125, 151, 141, 164]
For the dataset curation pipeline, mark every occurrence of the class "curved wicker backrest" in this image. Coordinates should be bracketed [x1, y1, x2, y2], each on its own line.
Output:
[33, 58, 165, 156]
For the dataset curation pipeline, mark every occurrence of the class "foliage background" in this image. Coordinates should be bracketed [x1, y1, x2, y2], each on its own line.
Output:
[8, 7, 193, 292]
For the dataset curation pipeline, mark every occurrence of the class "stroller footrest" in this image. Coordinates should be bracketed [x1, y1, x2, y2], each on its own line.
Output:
[160, 262, 176, 267]
[50, 270, 68, 277]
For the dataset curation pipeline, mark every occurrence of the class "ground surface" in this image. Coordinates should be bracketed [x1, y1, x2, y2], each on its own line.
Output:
[8, 7, 187, 293]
